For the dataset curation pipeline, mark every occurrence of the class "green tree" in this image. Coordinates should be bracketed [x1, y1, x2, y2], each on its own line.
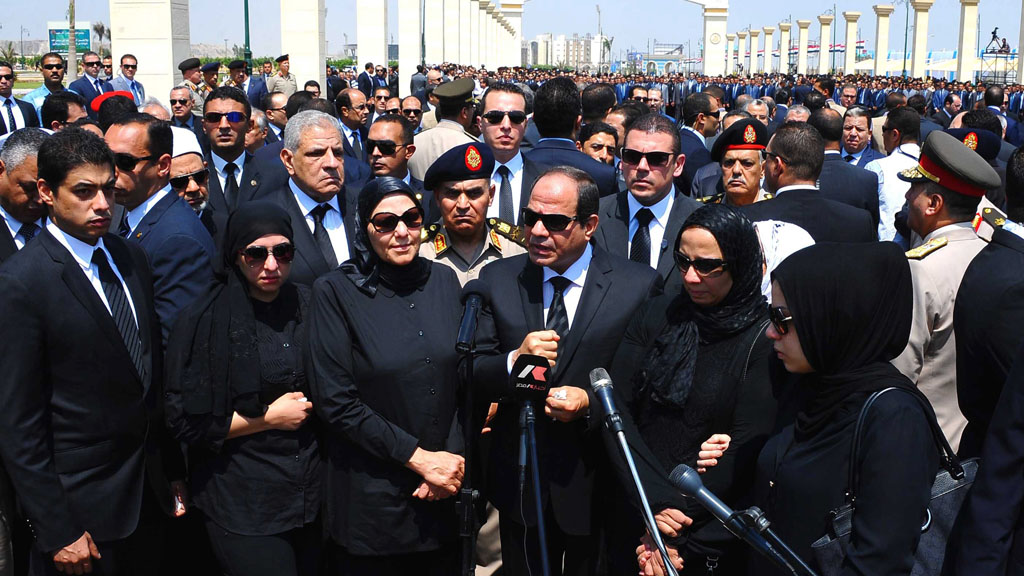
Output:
[0, 43, 17, 67]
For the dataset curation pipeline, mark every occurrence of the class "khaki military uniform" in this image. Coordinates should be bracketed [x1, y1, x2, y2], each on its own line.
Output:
[418, 218, 527, 286]
[185, 78, 208, 116]
[696, 187, 773, 206]
[891, 222, 987, 452]
[266, 73, 298, 97]
[408, 120, 477, 181]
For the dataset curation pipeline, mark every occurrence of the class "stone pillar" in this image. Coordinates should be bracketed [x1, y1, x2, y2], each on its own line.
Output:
[778, 23, 792, 73]
[749, 29, 761, 73]
[763, 27, 775, 72]
[356, 0, 388, 70]
[873, 5, 894, 76]
[280, 0, 326, 92]
[910, 0, 933, 77]
[818, 15, 833, 73]
[726, 34, 736, 75]
[843, 12, 860, 73]
[398, 0, 421, 94]
[796, 20, 811, 75]
[424, 0, 444, 64]
[108, 0, 190, 104]
[443, 0, 461, 63]
[469, 0, 480, 65]
[956, 0, 980, 81]
[736, 32, 747, 76]
[485, 3, 496, 67]
[504, 4, 524, 68]
[697, 3, 729, 77]
[478, 0, 490, 67]
[459, 0, 471, 64]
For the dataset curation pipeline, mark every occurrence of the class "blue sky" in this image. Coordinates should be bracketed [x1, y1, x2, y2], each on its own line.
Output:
[3, 0, 1018, 61]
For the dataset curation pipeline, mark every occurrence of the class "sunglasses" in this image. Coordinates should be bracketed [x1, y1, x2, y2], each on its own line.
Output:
[620, 148, 673, 167]
[673, 252, 728, 278]
[169, 99, 190, 106]
[768, 305, 793, 335]
[0, 74, 13, 82]
[122, 64, 138, 70]
[386, 108, 401, 114]
[240, 243, 296, 265]
[169, 169, 210, 190]
[374, 95, 389, 100]
[369, 207, 424, 233]
[521, 207, 578, 232]
[114, 152, 159, 172]
[42, 64, 65, 70]
[84, 61, 101, 67]
[482, 110, 528, 125]
[204, 111, 248, 124]
[632, 96, 650, 103]
[402, 109, 423, 117]
[366, 139, 403, 156]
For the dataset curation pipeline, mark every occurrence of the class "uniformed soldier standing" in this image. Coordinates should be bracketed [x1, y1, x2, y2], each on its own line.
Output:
[266, 54, 298, 97]
[177, 57, 206, 116]
[409, 78, 479, 181]
[700, 118, 774, 206]
[891, 129, 1003, 452]
[198, 61, 220, 103]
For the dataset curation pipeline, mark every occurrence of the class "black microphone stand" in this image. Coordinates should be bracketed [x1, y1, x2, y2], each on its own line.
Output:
[456, 344, 480, 576]
[518, 401, 551, 576]
[729, 507, 818, 576]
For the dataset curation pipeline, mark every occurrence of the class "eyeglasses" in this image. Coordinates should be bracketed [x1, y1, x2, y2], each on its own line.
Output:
[386, 108, 401, 114]
[204, 111, 248, 124]
[673, 252, 728, 278]
[620, 148, 674, 167]
[169, 169, 210, 190]
[521, 207, 578, 232]
[768, 305, 793, 335]
[122, 64, 138, 70]
[239, 243, 296, 265]
[84, 61, 101, 67]
[374, 95, 389, 100]
[369, 207, 424, 233]
[481, 110, 528, 125]
[632, 96, 650, 103]
[42, 64, 65, 70]
[103, 65, 113, 70]
[765, 150, 789, 164]
[366, 139, 404, 156]
[350, 104, 368, 111]
[114, 152, 159, 172]
[402, 109, 423, 117]
[169, 99, 191, 106]
[0, 74, 13, 82]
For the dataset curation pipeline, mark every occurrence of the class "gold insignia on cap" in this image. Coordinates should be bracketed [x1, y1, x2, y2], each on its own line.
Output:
[963, 132, 979, 151]
[743, 125, 757, 144]
[465, 146, 483, 171]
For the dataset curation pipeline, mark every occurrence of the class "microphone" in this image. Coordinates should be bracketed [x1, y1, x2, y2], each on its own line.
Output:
[456, 280, 490, 354]
[588, 368, 624, 434]
[510, 354, 550, 403]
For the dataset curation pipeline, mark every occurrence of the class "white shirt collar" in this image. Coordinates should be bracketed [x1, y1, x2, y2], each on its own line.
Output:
[542, 242, 593, 288]
[124, 185, 172, 232]
[46, 219, 108, 269]
[824, 150, 841, 155]
[211, 149, 246, 177]
[0, 204, 43, 242]
[774, 184, 817, 196]
[496, 150, 524, 173]
[680, 124, 706, 146]
[289, 178, 341, 216]
[627, 190, 674, 228]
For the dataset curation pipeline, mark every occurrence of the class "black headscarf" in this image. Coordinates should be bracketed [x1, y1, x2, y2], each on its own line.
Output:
[638, 204, 766, 408]
[176, 201, 294, 419]
[340, 176, 430, 295]
[772, 242, 917, 441]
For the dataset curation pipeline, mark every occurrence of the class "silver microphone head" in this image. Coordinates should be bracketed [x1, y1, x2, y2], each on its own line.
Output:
[589, 367, 612, 391]
[669, 463, 704, 497]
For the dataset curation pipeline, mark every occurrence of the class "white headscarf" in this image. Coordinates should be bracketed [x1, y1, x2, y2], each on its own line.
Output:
[753, 220, 815, 300]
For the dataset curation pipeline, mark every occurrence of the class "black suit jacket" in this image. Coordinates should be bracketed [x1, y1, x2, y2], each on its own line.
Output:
[205, 152, 266, 213]
[931, 109, 952, 129]
[675, 127, 713, 196]
[474, 247, 662, 534]
[0, 98, 41, 134]
[592, 191, 700, 295]
[0, 226, 19, 263]
[740, 187, 876, 243]
[0, 231, 179, 552]
[523, 139, 617, 197]
[818, 153, 881, 227]
[173, 116, 210, 157]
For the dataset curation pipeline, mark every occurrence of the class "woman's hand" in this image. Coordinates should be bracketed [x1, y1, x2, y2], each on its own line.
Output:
[407, 448, 465, 500]
[696, 433, 731, 473]
[264, 392, 313, 431]
[654, 508, 693, 538]
[636, 532, 684, 576]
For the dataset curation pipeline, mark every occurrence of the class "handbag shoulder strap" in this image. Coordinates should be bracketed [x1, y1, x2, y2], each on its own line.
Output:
[845, 387, 964, 504]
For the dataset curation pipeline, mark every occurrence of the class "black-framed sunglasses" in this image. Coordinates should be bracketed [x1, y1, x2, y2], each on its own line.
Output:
[620, 148, 673, 167]
[42, 64, 65, 70]
[385, 108, 401, 114]
[402, 109, 423, 117]
[122, 64, 138, 70]
[204, 111, 248, 124]
[768, 305, 793, 335]
[673, 252, 728, 278]
[481, 110, 528, 125]
[521, 207, 578, 232]
[764, 150, 789, 164]
[114, 153, 159, 172]
[84, 60, 101, 67]
[0, 74, 13, 82]
[169, 98, 190, 106]
[369, 207, 424, 233]
[169, 169, 210, 190]
[366, 139, 404, 156]
[239, 242, 296, 265]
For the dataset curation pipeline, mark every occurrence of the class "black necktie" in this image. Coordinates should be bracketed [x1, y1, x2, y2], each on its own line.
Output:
[92, 249, 145, 379]
[224, 162, 240, 209]
[844, 154, 856, 163]
[497, 165, 514, 223]
[4, 99, 16, 133]
[18, 222, 39, 243]
[118, 213, 131, 238]
[351, 133, 363, 162]
[630, 208, 654, 265]
[546, 276, 572, 342]
[310, 204, 339, 269]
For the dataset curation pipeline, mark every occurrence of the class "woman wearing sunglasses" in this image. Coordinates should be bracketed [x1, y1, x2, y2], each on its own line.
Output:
[305, 177, 466, 574]
[164, 201, 323, 576]
[610, 204, 777, 575]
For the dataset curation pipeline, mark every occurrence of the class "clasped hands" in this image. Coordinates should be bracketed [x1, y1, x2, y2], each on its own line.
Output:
[514, 330, 589, 422]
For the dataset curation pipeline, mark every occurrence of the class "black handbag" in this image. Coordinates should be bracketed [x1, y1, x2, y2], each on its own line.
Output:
[810, 387, 979, 576]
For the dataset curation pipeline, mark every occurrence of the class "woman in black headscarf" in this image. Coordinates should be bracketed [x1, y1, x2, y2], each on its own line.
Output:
[609, 203, 777, 575]
[164, 200, 322, 576]
[305, 177, 467, 575]
[751, 242, 939, 576]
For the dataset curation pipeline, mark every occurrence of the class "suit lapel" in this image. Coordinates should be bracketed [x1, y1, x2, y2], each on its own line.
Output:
[205, 154, 229, 213]
[517, 261, 544, 332]
[240, 154, 261, 202]
[603, 193, 630, 259]
[557, 249, 612, 372]
[657, 195, 689, 278]
[280, 188, 329, 275]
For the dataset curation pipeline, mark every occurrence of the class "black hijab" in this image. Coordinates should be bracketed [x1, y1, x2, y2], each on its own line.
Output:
[339, 176, 430, 295]
[772, 242, 917, 441]
[638, 204, 766, 408]
[176, 201, 294, 419]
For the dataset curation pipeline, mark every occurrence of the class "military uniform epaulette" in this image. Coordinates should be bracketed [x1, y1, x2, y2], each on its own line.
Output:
[981, 207, 1007, 230]
[488, 218, 527, 248]
[906, 237, 948, 259]
[422, 224, 449, 255]
[697, 193, 723, 204]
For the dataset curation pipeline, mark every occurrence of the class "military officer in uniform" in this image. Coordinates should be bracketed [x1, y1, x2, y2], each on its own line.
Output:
[409, 78, 479, 181]
[199, 61, 219, 103]
[177, 57, 206, 116]
[891, 129, 1003, 452]
[420, 142, 526, 285]
[266, 54, 298, 98]
[698, 118, 774, 206]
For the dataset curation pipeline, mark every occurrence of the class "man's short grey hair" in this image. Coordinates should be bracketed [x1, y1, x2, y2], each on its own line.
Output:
[844, 106, 872, 122]
[250, 108, 268, 131]
[170, 85, 193, 100]
[744, 99, 768, 113]
[0, 128, 49, 171]
[283, 110, 340, 152]
[139, 98, 171, 117]
[786, 105, 811, 119]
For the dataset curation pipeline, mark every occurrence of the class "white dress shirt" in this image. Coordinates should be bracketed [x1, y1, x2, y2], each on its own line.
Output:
[289, 178, 350, 265]
[541, 242, 593, 330]
[340, 122, 361, 153]
[487, 151, 525, 223]
[0, 95, 26, 132]
[865, 143, 921, 241]
[841, 146, 866, 164]
[210, 150, 246, 195]
[626, 191, 674, 269]
[0, 204, 43, 250]
[122, 185, 172, 234]
[47, 220, 138, 324]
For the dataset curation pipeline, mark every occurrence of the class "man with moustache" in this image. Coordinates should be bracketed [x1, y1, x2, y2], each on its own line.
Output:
[699, 118, 774, 206]
[201, 87, 266, 213]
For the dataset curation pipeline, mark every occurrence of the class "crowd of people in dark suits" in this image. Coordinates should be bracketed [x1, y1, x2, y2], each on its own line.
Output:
[2, 48, 1024, 576]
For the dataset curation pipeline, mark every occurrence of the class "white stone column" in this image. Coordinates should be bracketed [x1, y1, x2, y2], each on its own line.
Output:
[459, 0, 472, 64]
[108, 0, 190, 104]
[726, 34, 736, 75]
[778, 23, 792, 73]
[910, 0, 933, 77]
[956, 0, 979, 81]
[796, 20, 811, 75]
[477, 0, 490, 67]
[749, 29, 761, 73]
[697, 4, 729, 77]
[280, 0, 326, 92]
[818, 15, 833, 73]
[489, 8, 498, 67]
[398, 0, 421, 94]
[443, 0, 460, 63]
[357, 0, 388, 71]
[469, 0, 480, 65]
[763, 27, 775, 72]
[843, 12, 860, 73]
[483, 3, 495, 68]
[873, 5, 894, 76]
[423, 0, 444, 64]
[504, 4, 524, 69]
[736, 32, 747, 76]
